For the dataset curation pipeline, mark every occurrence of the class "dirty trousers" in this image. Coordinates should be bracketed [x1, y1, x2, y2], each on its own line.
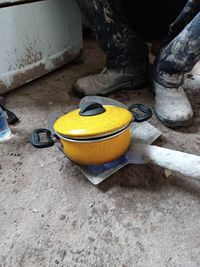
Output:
[76, 0, 200, 88]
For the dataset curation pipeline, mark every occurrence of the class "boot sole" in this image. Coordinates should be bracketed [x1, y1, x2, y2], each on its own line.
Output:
[155, 110, 192, 129]
[72, 80, 149, 98]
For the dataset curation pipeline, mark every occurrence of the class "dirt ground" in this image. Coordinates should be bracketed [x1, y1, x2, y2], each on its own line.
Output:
[0, 39, 200, 267]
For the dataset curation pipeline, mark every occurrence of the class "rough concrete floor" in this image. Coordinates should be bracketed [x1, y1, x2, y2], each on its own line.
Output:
[1, 39, 200, 267]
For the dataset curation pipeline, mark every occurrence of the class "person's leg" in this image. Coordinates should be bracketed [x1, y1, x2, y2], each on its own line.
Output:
[153, 12, 200, 127]
[74, 0, 148, 96]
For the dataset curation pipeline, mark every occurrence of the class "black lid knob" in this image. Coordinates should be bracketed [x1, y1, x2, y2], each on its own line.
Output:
[79, 102, 106, 116]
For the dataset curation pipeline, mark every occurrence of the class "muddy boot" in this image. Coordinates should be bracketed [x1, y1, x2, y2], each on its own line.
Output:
[154, 81, 193, 128]
[72, 63, 148, 97]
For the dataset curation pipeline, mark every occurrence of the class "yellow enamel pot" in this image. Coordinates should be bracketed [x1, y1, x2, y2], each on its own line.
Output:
[56, 126, 131, 165]
[31, 102, 152, 165]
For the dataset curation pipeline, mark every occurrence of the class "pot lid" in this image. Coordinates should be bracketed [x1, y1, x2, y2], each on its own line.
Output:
[54, 102, 132, 138]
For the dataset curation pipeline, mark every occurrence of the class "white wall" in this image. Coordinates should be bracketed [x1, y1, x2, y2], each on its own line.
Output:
[0, 0, 82, 94]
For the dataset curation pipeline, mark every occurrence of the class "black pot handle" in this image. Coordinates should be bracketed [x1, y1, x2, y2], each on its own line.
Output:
[30, 129, 55, 148]
[128, 104, 152, 122]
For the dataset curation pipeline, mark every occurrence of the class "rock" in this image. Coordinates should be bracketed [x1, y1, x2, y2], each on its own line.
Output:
[59, 214, 66, 220]
[59, 249, 66, 260]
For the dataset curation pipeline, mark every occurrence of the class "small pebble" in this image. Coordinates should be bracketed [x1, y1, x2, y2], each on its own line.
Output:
[165, 169, 172, 178]
[90, 201, 95, 208]
[59, 214, 66, 220]
[32, 209, 38, 213]
[59, 249, 66, 260]
[88, 237, 95, 242]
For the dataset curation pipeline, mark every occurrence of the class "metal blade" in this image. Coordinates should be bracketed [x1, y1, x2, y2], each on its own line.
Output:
[79, 96, 127, 108]
[46, 112, 63, 134]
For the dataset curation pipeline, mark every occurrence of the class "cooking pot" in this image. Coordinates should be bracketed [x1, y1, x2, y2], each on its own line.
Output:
[30, 102, 152, 165]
